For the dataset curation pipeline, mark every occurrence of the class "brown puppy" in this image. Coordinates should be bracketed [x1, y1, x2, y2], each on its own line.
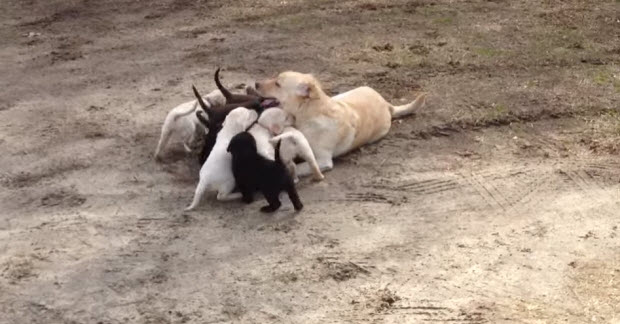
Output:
[214, 68, 279, 111]
[214, 68, 258, 104]
[255, 71, 426, 176]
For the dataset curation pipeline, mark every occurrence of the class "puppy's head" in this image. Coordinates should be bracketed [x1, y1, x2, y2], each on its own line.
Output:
[255, 71, 323, 114]
[222, 107, 259, 132]
[257, 108, 295, 135]
[227, 132, 257, 158]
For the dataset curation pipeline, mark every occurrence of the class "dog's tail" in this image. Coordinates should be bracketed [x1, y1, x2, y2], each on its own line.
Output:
[274, 139, 283, 165]
[389, 93, 427, 119]
[173, 101, 199, 121]
[195, 110, 209, 127]
[192, 85, 215, 123]
[269, 132, 293, 144]
[214, 67, 234, 101]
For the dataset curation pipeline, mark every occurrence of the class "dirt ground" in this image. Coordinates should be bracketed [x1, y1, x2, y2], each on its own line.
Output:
[1, 0, 619, 323]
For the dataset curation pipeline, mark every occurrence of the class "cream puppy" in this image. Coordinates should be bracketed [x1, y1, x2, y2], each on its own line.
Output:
[255, 72, 426, 176]
[185, 107, 274, 211]
[258, 108, 323, 182]
[154, 89, 226, 160]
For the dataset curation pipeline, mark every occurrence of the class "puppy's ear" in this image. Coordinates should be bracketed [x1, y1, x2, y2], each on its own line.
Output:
[296, 82, 312, 98]
[270, 124, 282, 135]
[285, 113, 295, 126]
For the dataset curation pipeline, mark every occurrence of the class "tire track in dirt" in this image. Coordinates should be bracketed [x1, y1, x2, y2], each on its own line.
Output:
[345, 298, 487, 324]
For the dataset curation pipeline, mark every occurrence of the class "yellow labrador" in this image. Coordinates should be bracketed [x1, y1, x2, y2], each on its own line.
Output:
[255, 71, 426, 176]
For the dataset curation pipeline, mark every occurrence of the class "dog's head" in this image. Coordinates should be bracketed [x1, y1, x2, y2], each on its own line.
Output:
[221, 107, 259, 133]
[227, 131, 257, 158]
[255, 71, 323, 115]
[257, 108, 295, 135]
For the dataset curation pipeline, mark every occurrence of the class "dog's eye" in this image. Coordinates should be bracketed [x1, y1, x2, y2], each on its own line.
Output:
[275, 81, 281, 87]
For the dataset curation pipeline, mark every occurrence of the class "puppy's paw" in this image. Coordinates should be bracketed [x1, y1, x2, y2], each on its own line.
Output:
[260, 205, 278, 213]
[313, 174, 325, 182]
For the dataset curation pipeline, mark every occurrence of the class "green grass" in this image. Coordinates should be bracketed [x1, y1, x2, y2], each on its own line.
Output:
[593, 70, 620, 92]
[433, 16, 453, 25]
[474, 47, 502, 57]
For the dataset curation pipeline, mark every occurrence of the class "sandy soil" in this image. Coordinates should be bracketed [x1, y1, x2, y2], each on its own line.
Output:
[1, 0, 619, 323]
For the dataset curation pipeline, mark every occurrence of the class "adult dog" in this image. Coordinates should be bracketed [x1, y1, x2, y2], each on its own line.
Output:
[255, 71, 426, 176]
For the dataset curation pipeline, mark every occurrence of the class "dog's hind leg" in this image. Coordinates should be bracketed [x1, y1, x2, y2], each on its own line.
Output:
[155, 122, 173, 161]
[286, 161, 299, 183]
[286, 182, 303, 211]
[298, 145, 324, 181]
[260, 193, 282, 213]
[216, 180, 242, 201]
[186, 178, 209, 211]
[183, 124, 199, 153]
[295, 152, 333, 177]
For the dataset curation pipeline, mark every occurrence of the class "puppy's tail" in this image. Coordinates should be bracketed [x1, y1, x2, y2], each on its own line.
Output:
[173, 101, 199, 121]
[192, 85, 215, 122]
[274, 139, 283, 165]
[390, 93, 427, 119]
[195, 110, 209, 127]
[214, 67, 234, 101]
[269, 133, 293, 145]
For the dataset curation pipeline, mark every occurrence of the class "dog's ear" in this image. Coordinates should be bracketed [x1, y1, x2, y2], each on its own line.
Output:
[296, 82, 312, 98]
[285, 112, 295, 126]
[270, 124, 282, 135]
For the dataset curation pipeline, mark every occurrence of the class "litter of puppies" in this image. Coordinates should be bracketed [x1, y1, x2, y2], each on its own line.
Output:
[156, 68, 426, 213]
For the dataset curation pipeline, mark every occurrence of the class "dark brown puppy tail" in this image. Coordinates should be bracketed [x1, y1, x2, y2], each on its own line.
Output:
[274, 139, 283, 165]
[192, 85, 215, 122]
[214, 67, 234, 101]
[195, 110, 209, 127]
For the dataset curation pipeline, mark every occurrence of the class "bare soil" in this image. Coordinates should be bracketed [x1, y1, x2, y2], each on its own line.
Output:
[1, 0, 619, 323]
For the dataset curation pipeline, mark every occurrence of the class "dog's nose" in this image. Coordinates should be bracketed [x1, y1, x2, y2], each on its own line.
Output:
[255, 82, 260, 89]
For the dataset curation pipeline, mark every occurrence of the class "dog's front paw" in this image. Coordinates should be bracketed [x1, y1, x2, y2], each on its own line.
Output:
[313, 174, 325, 182]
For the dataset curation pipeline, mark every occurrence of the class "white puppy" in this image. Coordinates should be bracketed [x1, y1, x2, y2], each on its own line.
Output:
[258, 108, 324, 182]
[154, 90, 226, 160]
[185, 107, 274, 211]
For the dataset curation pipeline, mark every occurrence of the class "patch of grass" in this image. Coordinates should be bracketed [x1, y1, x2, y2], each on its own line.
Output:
[593, 71, 612, 85]
[592, 70, 620, 92]
[485, 103, 510, 121]
[582, 109, 620, 153]
[349, 42, 431, 68]
[601, 110, 620, 136]
[262, 13, 319, 31]
[433, 16, 453, 25]
[474, 47, 502, 57]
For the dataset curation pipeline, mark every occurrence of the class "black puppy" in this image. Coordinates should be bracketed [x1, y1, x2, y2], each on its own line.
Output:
[227, 132, 303, 213]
